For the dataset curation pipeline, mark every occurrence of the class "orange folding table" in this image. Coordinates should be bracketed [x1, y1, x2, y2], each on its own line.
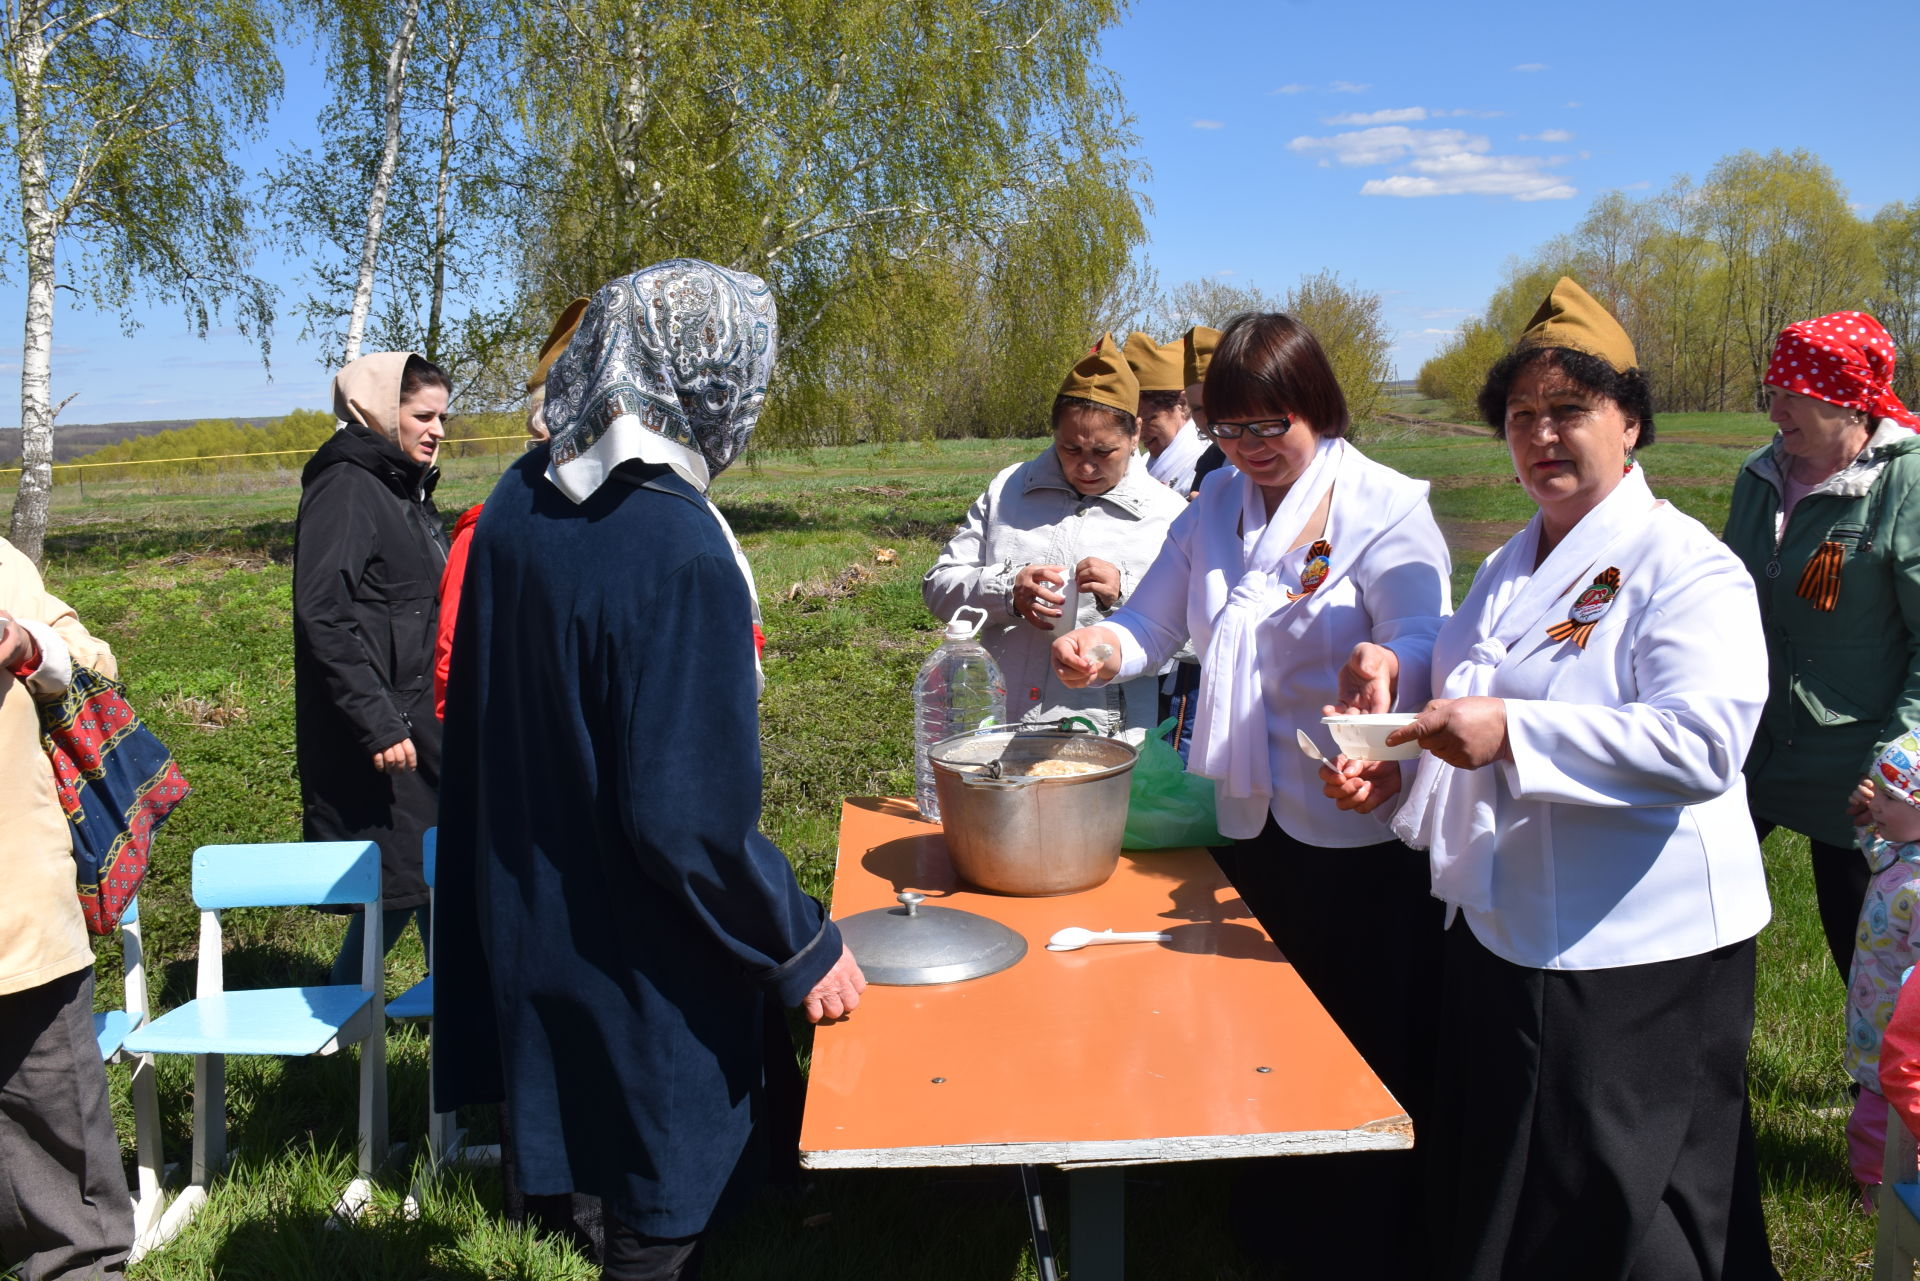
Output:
[800, 799, 1411, 1280]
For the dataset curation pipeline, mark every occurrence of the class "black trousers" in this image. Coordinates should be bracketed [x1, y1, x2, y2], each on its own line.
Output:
[0, 967, 134, 1281]
[1754, 818, 1867, 984]
[1423, 922, 1778, 1281]
[602, 1222, 703, 1281]
[1211, 819, 1444, 1125]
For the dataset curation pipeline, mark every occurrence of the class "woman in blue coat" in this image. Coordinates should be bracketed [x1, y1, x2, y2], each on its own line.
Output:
[435, 260, 865, 1281]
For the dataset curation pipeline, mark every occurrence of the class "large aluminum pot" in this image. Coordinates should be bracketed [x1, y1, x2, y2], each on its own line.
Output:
[928, 724, 1137, 896]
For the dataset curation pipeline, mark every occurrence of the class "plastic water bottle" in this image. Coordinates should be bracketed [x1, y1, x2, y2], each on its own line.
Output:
[913, 606, 1007, 821]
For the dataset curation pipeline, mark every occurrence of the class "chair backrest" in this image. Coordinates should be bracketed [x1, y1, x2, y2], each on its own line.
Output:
[192, 842, 380, 910]
[422, 828, 436, 888]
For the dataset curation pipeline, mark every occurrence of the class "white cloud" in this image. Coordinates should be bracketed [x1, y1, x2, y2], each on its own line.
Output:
[1329, 80, 1370, 93]
[1419, 327, 1463, 336]
[1325, 107, 1427, 125]
[1289, 123, 1576, 201]
[1362, 171, 1576, 201]
[1520, 129, 1573, 142]
[1439, 108, 1506, 118]
[1191, 119, 1224, 130]
[1565, 100, 1582, 108]
[1287, 126, 1491, 168]
[1513, 62, 1548, 72]
[1272, 83, 1310, 95]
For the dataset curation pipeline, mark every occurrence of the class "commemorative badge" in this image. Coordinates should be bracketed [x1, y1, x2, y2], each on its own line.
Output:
[1287, 540, 1332, 602]
[1544, 567, 1621, 650]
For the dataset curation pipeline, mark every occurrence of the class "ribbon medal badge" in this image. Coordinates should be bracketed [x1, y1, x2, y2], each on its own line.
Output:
[1287, 540, 1332, 603]
[1545, 567, 1621, 650]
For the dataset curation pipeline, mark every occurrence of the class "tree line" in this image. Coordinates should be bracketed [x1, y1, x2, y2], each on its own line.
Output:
[1, 0, 1150, 562]
[1419, 150, 1920, 420]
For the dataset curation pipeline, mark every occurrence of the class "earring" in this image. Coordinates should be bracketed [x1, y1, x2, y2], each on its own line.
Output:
[1623, 448, 1636, 476]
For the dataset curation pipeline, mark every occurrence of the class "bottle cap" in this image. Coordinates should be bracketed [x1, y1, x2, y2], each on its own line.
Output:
[946, 605, 988, 640]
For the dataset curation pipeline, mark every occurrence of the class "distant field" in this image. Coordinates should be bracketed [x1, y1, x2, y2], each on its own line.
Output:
[0, 412, 1866, 1280]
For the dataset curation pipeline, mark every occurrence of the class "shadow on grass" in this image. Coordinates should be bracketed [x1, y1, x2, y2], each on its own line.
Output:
[45, 517, 299, 567]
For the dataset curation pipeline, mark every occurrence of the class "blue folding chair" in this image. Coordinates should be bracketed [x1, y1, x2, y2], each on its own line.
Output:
[123, 841, 387, 1229]
[92, 898, 170, 1258]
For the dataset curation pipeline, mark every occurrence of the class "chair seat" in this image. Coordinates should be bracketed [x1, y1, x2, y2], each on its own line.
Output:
[124, 987, 373, 1057]
[94, 1009, 136, 1060]
[387, 974, 432, 1022]
[1895, 1181, 1920, 1223]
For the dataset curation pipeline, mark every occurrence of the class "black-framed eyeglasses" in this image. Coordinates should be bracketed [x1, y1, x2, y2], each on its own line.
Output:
[1202, 415, 1292, 440]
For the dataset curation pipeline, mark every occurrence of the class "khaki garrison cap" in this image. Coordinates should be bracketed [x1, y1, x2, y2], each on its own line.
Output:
[527, 297, 591, 392]
[1058, 333, 1140, 417]
[1122, 331, 1187, 393]
[1183, 326, 1221, 387]
[1514, 277, 1638, 373]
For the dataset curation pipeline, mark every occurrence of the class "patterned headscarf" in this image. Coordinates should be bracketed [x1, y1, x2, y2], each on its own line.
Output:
[1764, 311, 1919, 431]
[544, 259, 777, 502]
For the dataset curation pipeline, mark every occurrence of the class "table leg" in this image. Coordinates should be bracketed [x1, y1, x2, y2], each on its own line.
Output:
[1069, 1166, 1125, 1280]
[1019, 1164, 1062, 1281]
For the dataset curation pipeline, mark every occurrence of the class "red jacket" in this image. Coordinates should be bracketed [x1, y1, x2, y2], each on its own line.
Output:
[435, 502, 486, 720]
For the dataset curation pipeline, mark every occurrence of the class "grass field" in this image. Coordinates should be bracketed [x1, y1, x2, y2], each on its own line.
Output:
[3, 412, 1869, 1278]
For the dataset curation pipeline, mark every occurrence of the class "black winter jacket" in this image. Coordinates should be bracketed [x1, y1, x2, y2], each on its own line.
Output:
[293, 423, 450, 909]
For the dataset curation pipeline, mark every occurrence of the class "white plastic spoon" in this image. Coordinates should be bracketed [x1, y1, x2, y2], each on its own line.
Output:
[1047, 926, 1173, 952]
[1295, 728, 1327, 762]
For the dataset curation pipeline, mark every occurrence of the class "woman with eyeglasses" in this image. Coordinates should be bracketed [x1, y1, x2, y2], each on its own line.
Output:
[1052, 312, 1452, 1148]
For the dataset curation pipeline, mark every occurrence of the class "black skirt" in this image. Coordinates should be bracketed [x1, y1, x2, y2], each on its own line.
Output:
[1423, 920, 1779, 1281]
[1211, 818, 1445, 1127]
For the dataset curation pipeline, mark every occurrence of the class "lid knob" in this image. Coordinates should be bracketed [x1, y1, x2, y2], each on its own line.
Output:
[897, 891, 925, 916]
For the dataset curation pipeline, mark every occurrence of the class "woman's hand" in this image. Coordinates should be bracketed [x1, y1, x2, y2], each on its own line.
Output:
[0, 609, 35, 671]
[804, 945, 867, 1023]
[1324, 642, 1400, 716]
[1848, 775, 1875, 819]
[1012, 564, 1067, 630]
[1386, 697, 1512, 770]
[372, 737, 418, 773]
[1075, 557, 1123, 611]
[1053, 626, 1122, 688]
[1319, 756, 1403, 813]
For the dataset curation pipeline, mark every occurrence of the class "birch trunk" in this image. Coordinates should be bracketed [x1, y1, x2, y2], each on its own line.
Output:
[341, 0, 420, 364]
[425, 20, 456, 361]
[8, 8, 54, 565]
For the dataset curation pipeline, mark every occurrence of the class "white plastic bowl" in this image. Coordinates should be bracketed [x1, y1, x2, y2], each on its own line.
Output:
[1321, 713, 1421, 762]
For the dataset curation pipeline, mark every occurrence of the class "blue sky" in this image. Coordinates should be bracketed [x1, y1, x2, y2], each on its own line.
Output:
[6, 0, 1919, 424]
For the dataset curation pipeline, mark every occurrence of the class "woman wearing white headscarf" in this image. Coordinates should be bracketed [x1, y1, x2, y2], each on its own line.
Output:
[434, 260, 862, 1281]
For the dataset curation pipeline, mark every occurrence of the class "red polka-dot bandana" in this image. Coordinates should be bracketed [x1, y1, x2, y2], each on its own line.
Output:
[1764, 311, 1919, 431]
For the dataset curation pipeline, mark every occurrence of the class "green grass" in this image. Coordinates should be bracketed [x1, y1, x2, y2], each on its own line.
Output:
[4, 413, 1872, 1278]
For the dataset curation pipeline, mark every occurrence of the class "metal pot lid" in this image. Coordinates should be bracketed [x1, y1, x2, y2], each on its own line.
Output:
[837, 891, 1028, 986]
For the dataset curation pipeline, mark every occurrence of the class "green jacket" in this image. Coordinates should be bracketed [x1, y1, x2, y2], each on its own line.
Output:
[1723, 423, 1920, 848]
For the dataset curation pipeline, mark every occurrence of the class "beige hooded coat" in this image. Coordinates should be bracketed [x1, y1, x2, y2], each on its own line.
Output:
[0, 538, 115, 996]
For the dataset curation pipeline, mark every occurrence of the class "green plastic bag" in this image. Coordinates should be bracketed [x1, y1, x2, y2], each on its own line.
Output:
[1123, 717, 1226, 850]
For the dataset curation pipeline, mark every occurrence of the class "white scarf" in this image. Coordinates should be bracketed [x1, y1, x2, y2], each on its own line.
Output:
[1392, 466, 1656, 911]
[1189, 435, 1346, 804]
[1147, 421, 1209, 492]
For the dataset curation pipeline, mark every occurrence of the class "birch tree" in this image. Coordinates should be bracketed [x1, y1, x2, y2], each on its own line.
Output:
[509, 0, 1144, 444]
[272, 0, 517, 390]
[1, 0, 277, 563]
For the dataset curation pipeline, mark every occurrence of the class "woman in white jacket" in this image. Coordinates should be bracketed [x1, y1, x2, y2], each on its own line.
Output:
[924, 336, 1187, 733]
[1334, 279, 1779, 1280]
[1053, 313, 1453, 1132]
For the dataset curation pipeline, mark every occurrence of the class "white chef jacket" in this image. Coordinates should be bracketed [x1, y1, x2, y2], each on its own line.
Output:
[1104, 448, 1451, 845]
[1425, 497, 1773, 970]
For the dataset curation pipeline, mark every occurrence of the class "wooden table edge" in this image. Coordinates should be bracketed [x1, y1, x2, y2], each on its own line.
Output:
[801, 1119, 1414, 1171]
